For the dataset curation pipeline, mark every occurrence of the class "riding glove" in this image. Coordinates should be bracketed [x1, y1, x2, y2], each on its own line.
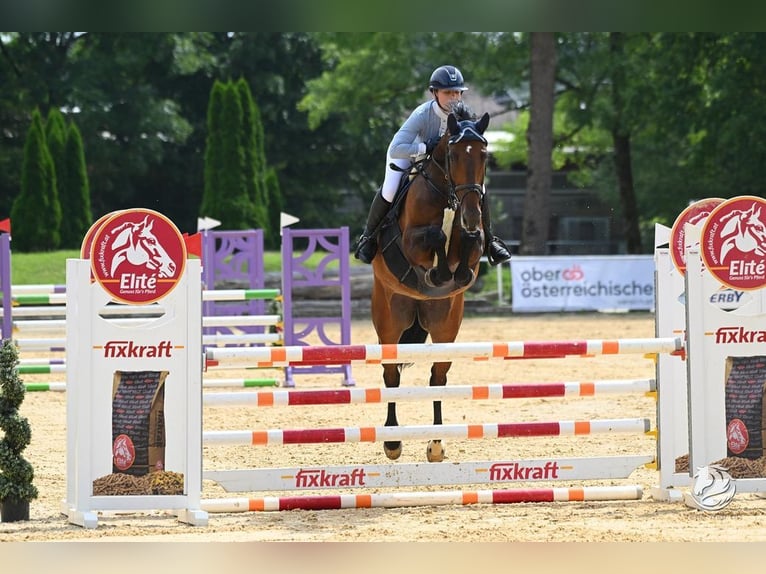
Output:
[425, 136, 442, 154]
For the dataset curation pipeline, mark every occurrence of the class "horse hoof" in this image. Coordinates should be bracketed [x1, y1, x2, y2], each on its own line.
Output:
[384, 442, 402, 460]
[424, 268, 438, 288]
[455, 269, 475, 288]
[424, 268, 449, 288]
[426, 440, 445, 462]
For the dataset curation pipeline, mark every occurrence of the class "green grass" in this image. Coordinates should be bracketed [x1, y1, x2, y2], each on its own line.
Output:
[10, 250, 80, 285]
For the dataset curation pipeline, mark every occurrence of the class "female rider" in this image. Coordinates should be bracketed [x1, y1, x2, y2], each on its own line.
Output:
[354, 64, 511, 266]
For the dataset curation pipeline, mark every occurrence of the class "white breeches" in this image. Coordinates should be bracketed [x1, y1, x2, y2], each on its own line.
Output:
[381, 156, 412, 202]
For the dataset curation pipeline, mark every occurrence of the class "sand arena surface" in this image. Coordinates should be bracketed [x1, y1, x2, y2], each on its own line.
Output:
[4, 312, 766, 542]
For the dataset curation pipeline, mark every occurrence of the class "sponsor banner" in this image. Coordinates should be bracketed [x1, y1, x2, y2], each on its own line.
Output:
[511, 255, 654, 312]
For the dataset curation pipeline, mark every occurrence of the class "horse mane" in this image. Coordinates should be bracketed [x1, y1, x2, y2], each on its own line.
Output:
[448, 100, 476, 122]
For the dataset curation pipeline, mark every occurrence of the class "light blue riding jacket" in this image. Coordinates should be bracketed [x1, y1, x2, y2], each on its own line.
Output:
[388, 99, 450, 160]
[381, 100, 450, 200]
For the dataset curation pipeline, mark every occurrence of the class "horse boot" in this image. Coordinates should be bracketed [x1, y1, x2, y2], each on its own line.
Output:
[482, 199, 512, 266]
[354, 188, 392, 264]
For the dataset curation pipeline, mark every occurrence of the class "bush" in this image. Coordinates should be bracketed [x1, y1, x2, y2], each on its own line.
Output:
[0, 339, 38, 502]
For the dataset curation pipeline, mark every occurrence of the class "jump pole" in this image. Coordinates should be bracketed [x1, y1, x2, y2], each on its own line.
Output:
[202, 418, 651, 446]
[202, 378, 656, 407]
[10, 314, 281, 331]
[24, 377, 281, 392]
[205, 337, 683, 368]
[200, 485, 644, 513]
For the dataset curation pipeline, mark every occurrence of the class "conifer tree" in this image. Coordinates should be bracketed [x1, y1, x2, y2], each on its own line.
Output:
[10, 109, 62, 251]
[45, 109, 67, 194]
[60, 121, 92, 248]
[236, 77, 269, 235]
[264, 167, 284, 249]
[201, 80, 257, 229]
[201, 80, 226, 220]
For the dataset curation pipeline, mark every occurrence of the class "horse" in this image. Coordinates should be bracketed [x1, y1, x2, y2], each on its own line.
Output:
[371, 109, 490, 462]
[718, 202, 766, 263]
[108, 215, 177, 278]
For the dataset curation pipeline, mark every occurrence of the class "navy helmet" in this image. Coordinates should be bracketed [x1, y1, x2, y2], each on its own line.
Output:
[428, 65, 468, 92]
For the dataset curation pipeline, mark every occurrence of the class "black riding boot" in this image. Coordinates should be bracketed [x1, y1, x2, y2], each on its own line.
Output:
[482, 200, 512, 266]
[354, 189, 392, 264]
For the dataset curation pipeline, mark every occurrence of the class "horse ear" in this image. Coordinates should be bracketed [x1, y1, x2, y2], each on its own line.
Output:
[447, 113, 458, 135]
[476, 112, 490, 134]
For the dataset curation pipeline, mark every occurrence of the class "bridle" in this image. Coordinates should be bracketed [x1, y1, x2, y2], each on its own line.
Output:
[417, 124, 487, 212]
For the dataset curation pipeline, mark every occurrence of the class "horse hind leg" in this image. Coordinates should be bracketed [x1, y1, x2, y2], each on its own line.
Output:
[383, 363, 403, 460]
[426, 360, 450, 462]
[383, 319, 428, 460]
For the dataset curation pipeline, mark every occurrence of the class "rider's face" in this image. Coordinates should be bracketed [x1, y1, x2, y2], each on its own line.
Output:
[434, 89, 462, 111]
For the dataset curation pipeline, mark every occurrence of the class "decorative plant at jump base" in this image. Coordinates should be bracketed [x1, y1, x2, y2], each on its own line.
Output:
[0, 338, 38, 522]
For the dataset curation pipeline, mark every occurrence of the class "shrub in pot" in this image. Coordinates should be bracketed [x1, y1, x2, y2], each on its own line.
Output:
[0, 339, 38, 521]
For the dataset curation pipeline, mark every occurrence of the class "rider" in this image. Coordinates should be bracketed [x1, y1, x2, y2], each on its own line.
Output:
[353, 64, 512, 266]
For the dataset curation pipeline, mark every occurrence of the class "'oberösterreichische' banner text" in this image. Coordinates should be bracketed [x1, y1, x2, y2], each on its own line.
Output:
[510, 255, 654, 312]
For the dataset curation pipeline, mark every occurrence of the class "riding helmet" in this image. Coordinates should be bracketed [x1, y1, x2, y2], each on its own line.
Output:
[428, 65, 468, 92]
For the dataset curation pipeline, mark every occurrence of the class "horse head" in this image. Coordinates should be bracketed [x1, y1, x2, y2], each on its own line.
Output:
[109, 215, 177, 278]
[719, 203, 766, 262]
[446, 111, 490, 234]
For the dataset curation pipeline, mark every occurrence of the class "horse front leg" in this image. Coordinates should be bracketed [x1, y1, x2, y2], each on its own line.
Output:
[426, 360, 451, 462]
[422, 225, 452, 287]
[453, 230, 482, 287]
[382, 363, 403, 460]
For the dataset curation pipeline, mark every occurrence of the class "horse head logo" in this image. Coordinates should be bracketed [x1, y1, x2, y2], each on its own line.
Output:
[718, 202, 766, 263]
[689, 464, 736, 511]
[108, 215, 177, 278]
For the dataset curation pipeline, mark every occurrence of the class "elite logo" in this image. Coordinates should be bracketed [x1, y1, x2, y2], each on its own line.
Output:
[670, 197, 723, 274]
[727, 419, 749, 455]
[688, 464, 736, 512]
[90, 208, 186, 304]
[701, 196, 766, 290]
[112, 434, 136, 471]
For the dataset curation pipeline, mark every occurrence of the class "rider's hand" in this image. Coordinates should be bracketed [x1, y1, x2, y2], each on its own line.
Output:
[425, 135, 441, 154]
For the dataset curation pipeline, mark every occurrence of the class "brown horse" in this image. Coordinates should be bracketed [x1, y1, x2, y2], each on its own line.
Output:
[371, 109, 490, 462]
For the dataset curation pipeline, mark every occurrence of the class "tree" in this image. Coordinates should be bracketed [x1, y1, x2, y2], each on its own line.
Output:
[235, 77, 270, 236]
[607, 32, 642, 253]
[45, 108, 67, 193]
[61, 120, 92, 248]
[11, 109, 61, 251]
[521, 33, 556, 255]
[200, 80, 256, 229]
[264, 167, 284, 250]
[200, 79, 225, 221]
